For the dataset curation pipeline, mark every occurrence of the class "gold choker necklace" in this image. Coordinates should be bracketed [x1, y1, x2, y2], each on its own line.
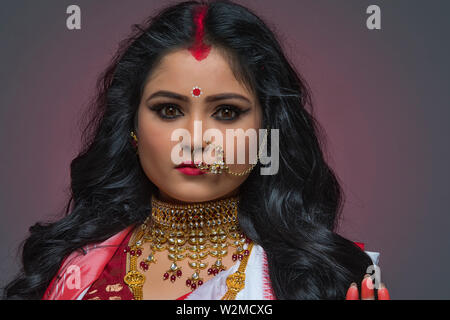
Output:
[123, 194, 253, 300]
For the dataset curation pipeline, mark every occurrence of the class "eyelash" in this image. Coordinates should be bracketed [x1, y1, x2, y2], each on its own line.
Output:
[149, 103, 249, 121]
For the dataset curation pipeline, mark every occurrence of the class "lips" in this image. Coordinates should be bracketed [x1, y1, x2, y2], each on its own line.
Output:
[175, 161, 206, 176]
[175, 161, 200, 168]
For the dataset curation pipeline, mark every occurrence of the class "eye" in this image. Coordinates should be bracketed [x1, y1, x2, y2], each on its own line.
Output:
[212, 105, 249, 121]
[150, 103, 183, 119]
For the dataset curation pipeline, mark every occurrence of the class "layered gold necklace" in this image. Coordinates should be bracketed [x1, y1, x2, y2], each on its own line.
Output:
[123, 194, 254, 300]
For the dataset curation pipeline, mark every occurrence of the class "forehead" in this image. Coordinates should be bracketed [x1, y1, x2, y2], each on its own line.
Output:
[143, 47, 252, 97]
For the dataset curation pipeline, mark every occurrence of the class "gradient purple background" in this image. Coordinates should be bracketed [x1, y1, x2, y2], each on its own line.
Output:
[1, 0, 449, 299]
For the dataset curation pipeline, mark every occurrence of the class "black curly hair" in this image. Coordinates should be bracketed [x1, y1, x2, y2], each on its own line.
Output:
[3, 0, 373, 299]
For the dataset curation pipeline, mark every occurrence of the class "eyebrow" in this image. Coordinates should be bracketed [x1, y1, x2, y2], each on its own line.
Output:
[146, 90, 252, 104]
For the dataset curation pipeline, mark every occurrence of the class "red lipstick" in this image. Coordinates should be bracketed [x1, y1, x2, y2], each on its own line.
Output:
[175, 161, 206, 176]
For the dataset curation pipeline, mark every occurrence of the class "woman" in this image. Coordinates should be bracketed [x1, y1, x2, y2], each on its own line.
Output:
[3, 0, 389, 300]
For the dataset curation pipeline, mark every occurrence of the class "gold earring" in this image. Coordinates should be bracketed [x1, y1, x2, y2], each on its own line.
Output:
[131, 131, 138, 154]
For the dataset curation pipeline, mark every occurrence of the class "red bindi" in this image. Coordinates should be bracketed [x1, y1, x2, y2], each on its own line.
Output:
[191, 86, 202, 97]
[188, 5, 211, 61]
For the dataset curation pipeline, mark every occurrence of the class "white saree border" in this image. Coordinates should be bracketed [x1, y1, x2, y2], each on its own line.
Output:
[76, 286, 91, 300]
[186, 243, 274, 300]
[186, 246, 380, 300]
[74, 246, 380, 300]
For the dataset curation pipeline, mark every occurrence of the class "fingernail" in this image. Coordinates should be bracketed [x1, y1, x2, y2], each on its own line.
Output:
[361, 277, 374, 300]
[377, 287, 390, 300]
[346, 285, 359, 300]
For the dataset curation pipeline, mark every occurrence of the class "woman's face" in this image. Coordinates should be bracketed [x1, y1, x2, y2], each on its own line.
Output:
[136, 47, 263, 203]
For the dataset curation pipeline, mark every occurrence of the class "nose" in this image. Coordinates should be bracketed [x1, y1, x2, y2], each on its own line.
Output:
[186, 119, 210, 163]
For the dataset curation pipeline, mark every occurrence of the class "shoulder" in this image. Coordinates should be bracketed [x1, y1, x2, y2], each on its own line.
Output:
[42, 226, 135, 300]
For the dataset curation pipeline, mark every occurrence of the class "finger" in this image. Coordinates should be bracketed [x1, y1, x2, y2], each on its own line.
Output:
[345, 282, 359, 300]
[377, 282, 391, 300]
[361, 274, 375, 300]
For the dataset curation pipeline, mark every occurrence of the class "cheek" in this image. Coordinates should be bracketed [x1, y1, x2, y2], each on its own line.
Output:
[142, 126, 164, 151]
[224, 123, 261, 165]
[227, 134, 253, 164]
[138, 120, 174, 169]
[143, 134, 167, 155]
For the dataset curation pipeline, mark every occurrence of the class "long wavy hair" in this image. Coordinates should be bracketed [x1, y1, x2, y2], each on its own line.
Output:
[3, 0, 373, 299]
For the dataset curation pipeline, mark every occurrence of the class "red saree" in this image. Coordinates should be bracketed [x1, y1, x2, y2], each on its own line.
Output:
[42, 224, 366, 300]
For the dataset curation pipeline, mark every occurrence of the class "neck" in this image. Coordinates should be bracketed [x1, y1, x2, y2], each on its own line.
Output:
[156, 188, 240, 205]
[125, 191, 252, 296]
[148, 193, 240, 233]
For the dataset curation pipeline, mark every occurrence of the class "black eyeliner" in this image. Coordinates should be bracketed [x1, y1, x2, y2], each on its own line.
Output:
[148, 103, 251, 121]
[148, 103, 183, 120]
